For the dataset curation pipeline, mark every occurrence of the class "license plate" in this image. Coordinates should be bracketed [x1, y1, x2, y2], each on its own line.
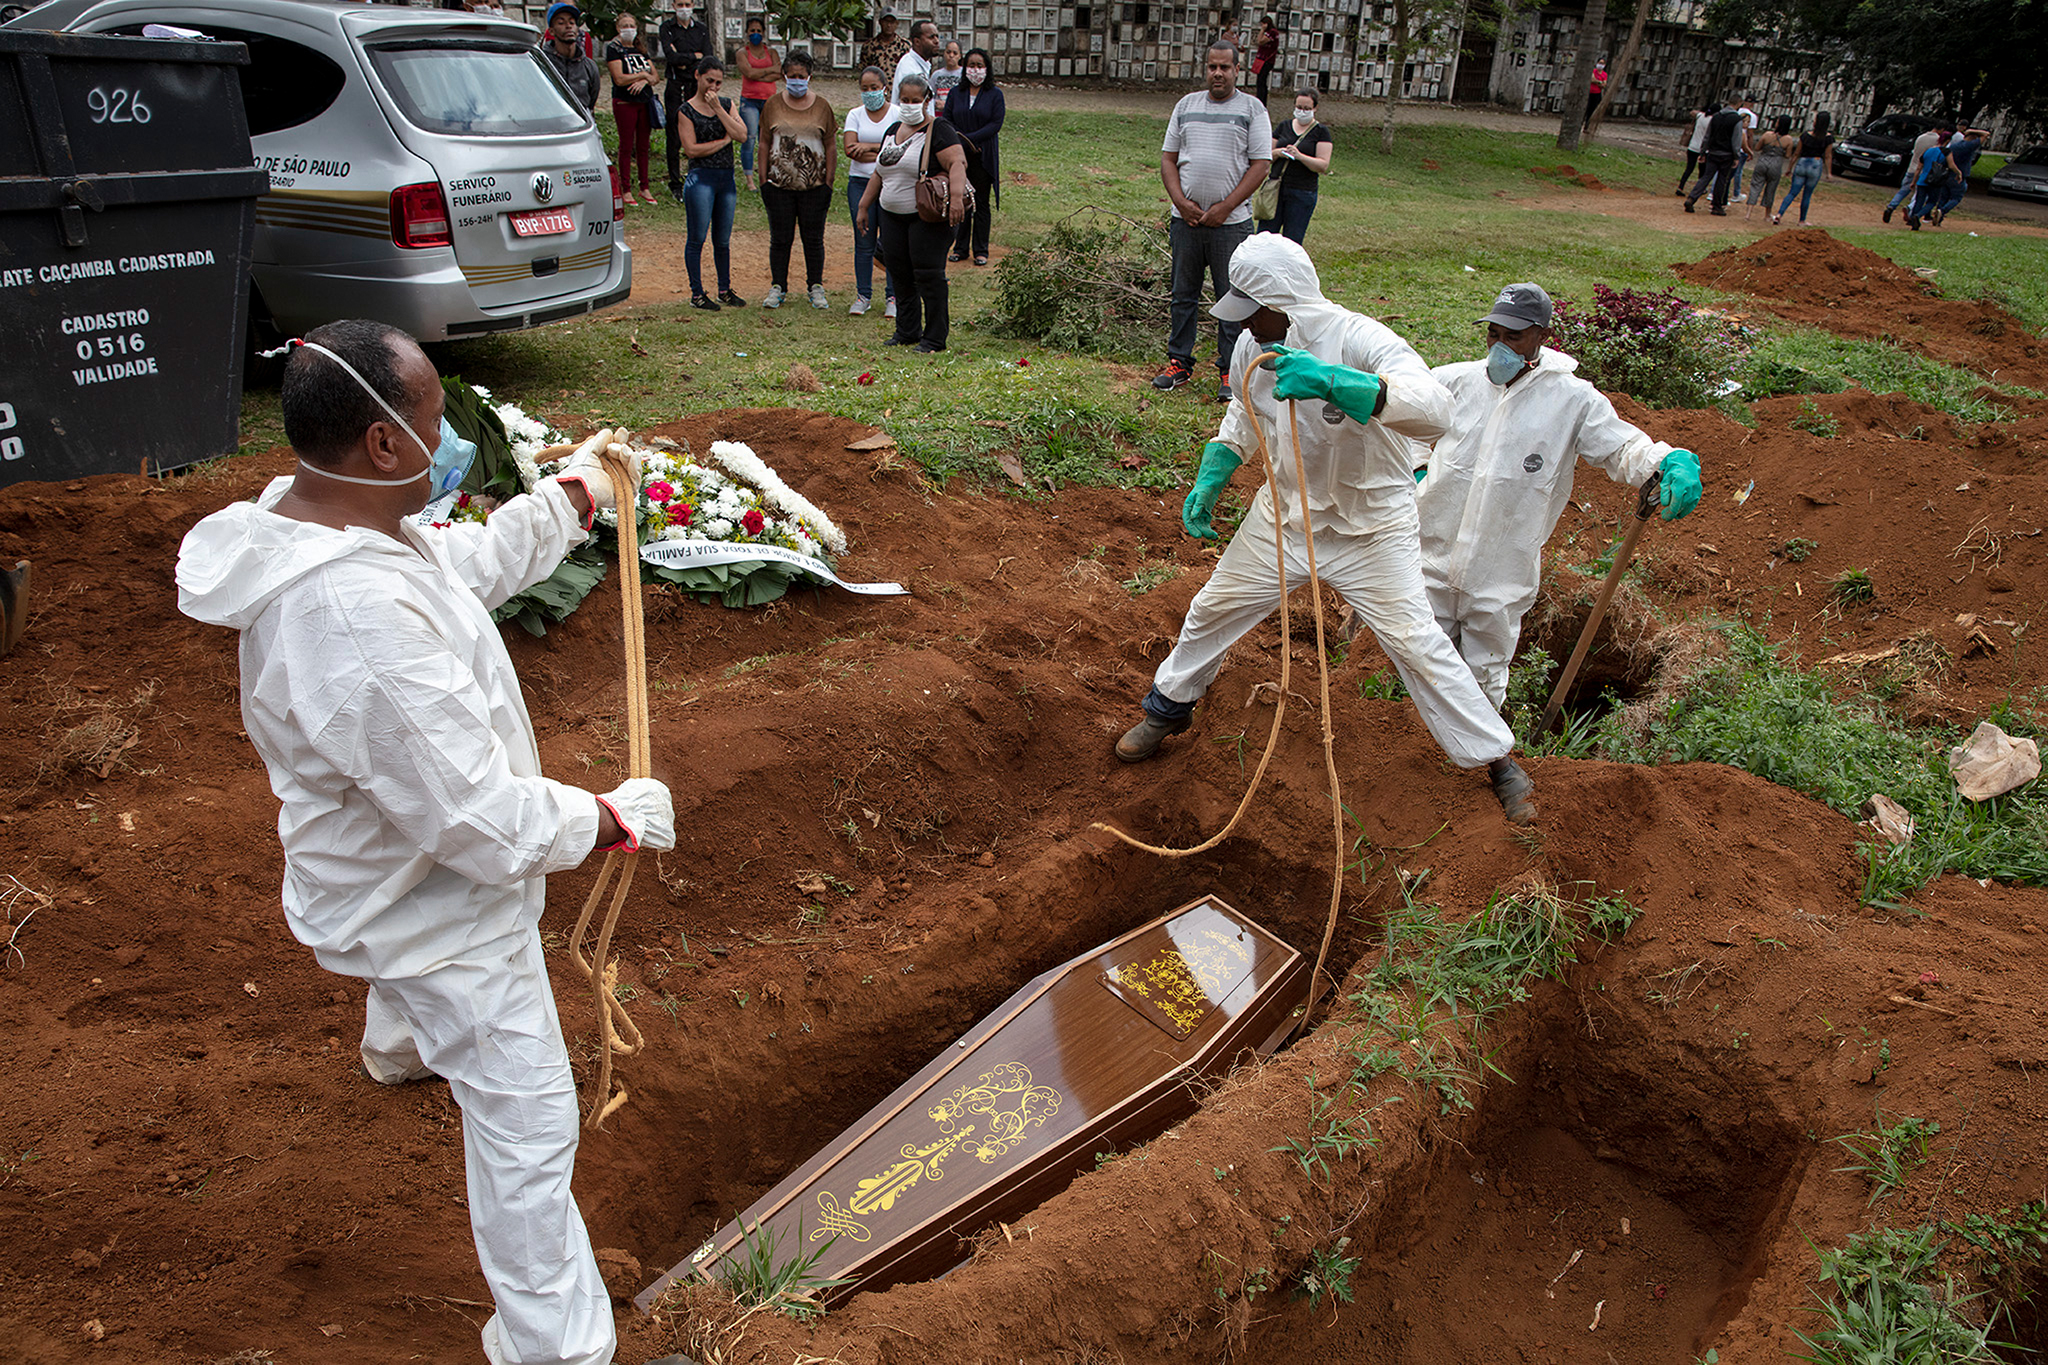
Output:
[509, 208, 575, 237]
[1849, 157, 1869, 168]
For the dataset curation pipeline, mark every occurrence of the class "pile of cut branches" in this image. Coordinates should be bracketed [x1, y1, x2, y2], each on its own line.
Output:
[985, 207, 1169, 356]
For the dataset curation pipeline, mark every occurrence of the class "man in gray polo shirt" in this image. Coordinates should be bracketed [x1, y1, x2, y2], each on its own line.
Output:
[1155, 40, 1271, 402]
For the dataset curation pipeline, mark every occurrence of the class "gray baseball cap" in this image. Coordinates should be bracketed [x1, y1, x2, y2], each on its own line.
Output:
[1479, 282, 1553, 330]
[1209, 286, 1260, 323]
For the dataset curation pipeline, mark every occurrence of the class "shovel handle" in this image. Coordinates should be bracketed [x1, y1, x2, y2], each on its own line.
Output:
[1534, 471, 1664, 736]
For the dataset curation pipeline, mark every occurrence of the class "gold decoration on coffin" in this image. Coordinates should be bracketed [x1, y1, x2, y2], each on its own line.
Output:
[1100, 928, 1252, 1038]
[808, 1062, 1063, 1244]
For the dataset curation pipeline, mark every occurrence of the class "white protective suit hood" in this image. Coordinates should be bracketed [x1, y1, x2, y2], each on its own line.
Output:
[1215, 234, 1453, 537]
[1221, 233, 1354, 352]
[177, 478, 410, 630]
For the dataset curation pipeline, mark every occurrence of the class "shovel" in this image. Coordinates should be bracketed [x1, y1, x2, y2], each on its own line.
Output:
[1536, 473, 1660, 736]
[0, 559, 29, 656]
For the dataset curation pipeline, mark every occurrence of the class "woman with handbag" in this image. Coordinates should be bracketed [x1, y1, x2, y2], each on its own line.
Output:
[856, 72, 968, 353]
[604, 12, 658, 205]
[1256, 86, 1330, 244]
[942, 47, 1003, 265]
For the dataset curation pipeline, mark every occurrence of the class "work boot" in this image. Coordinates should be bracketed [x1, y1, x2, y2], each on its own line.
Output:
[1489, 757, 1537, 825]
[1115, 713, 1190, 763]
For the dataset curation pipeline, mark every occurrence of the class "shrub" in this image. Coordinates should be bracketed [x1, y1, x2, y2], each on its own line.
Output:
[1548, 285, 1744, 409]
[985, 208, 1170, 356]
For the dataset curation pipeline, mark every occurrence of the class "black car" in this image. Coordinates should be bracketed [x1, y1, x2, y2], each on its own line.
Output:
[1834, 113, 1941, 182]
[1989, 145, 2048, 201]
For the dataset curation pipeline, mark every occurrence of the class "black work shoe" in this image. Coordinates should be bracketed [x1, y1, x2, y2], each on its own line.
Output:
[1489, 757, 1537, 825]
[1115, 714, 1190, 763]
[1683, 200, 1696, 213]
[1882, 205, 1894, 223]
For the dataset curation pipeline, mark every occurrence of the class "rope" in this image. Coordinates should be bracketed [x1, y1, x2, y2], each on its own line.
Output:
[566, 430, 649, 1130]
[1092, 355, 1349, 1028]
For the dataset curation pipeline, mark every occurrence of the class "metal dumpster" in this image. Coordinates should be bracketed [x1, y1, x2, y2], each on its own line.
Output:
[0, 28, 268, 487]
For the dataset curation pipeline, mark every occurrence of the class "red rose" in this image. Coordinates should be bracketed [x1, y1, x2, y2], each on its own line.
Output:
[741, 509, 766, 536]
[857, 372, 875, 385]
[668, 501, 693, 527]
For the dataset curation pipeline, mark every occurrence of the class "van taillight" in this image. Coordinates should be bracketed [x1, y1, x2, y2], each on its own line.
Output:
[610, 167, 625, 222]
[390, 182, 452, 248]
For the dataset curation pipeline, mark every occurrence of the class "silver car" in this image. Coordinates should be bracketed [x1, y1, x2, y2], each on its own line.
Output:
[7, 0, 630, 341]
[1989, 145, 2048, 203]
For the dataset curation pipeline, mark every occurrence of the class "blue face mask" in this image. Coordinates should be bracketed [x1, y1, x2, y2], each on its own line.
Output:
[785, 77, 809, 97]
[1486, 342, 1529, 387]
[862, 88, 887, 111]
[747, 30, 761, 43]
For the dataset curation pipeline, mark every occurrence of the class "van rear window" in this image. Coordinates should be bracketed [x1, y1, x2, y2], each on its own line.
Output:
[366, 43, 587, 136]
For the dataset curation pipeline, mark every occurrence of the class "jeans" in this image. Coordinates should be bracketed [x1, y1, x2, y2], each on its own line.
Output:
[1777, 156, 1822, 221]
[613, 98, 652, 193]
[1258, 185, 1317, 244]
[1730, 151, 1750, 199]
[762, 182, 831, 290]
[1908, 181, 1949, 222]
[1885, 161, 1919, 212]
[879, 207, 952, 346]
[682, 166, 736, 294]
[1938, 179, 1969, 215]
[846, 176, 890, 302]
[1167, 215, 1253, 373]
[953, 156, 995, 259]
[739, 96, 766, 176]
[1687, 150, 1735, 209]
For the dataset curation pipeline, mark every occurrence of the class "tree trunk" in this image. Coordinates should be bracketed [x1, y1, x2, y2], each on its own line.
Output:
[1555, 0, 1608, 151]
[1380, 0, 1410, 153]
[1586, 0, 1650, 138]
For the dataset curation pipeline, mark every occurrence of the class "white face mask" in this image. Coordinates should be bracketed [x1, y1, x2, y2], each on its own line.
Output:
[899, 101, 927, 127]
[966, 67, 985, 85]
[677, 6, 692, 18]
[618, 25, 637, 41]
[1294, 109, 1314, 127]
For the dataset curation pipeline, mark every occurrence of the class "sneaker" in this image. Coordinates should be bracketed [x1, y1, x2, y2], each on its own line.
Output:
[848, 296, 871, 315]
[1114, 713, 1190, 763]
[1930, 208, 1945, 226]
[884, 298, 897, 319]
[690, 292, 720, 311]
[762, 285, 785, 309]
[1882, 205, 1895, 223]
[718, 289, 747, 308]
[1709, 206, 1727, 216]
[1152, 357, 1195, 391]
[1217, 375, 1233, 403]
[1489, 757, 1537, 825]
[809, 285, 830, 309]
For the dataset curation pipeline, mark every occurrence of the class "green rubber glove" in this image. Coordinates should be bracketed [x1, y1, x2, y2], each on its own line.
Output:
[1413, 466, 1427, 484]
[1182, 441, 1242, 539]
[1657, 448, 1702, 520]
[1268, 345, 1385, 423]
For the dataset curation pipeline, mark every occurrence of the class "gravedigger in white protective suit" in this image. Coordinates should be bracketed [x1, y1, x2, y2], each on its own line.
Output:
[1116, 234, 1537, 822]
[1417, 282, 1703, 709]
[176, 321, 691, 1365]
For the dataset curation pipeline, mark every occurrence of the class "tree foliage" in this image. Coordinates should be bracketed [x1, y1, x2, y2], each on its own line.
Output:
[1704, 0, 2048, 126]
[761, 0, 873, 41]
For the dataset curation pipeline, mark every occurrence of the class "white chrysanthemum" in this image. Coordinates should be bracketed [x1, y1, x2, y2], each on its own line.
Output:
[708, 439, 847, 555]
[659, 525, 690, 541]
[470, 383, 493, 400]
[704, 517, 732, 538]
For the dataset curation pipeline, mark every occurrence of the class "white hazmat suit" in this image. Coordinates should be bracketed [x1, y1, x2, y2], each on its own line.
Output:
[177, 474, 618, 1365]
[1149, 236, 1516, 770]
[1418, 347, 1672, 707]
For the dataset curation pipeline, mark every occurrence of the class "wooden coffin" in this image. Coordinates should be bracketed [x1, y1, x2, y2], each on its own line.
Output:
[638, 895, 1309, 1311]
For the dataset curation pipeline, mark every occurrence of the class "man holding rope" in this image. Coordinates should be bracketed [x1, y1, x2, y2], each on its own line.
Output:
[1417, 283, 1702, 711]
[1116, 235, 1537, 824]
[176, 320, 676, 1365]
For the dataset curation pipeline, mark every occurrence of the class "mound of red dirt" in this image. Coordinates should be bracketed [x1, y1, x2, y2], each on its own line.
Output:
[3, 394, 2045, 1365]
[1674, 227, 2048, 389]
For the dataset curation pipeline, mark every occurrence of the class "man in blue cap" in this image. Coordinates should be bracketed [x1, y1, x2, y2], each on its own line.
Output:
[1417, 282, 1704, 711]
[541, 2, 602, 111]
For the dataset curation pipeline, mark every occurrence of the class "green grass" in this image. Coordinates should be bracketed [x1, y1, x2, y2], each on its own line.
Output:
[1593, 624, 2048, 905]
[718, 1215, 852, 1322]
[1742, 326, 2033, 423]
[1833, 1105, 1941, 1207]
[1794, 1225, 2006, 1365]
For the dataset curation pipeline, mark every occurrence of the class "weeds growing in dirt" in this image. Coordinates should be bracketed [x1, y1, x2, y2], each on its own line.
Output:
[1793, 1225, 2007, 1365]
[1944, 1201, 2048, 1307]
[1833, 1106, 1941, 1206]
[1592, 624, 2048, 903]
[719, 1216, 852, 1323]
[1583, 890, 1642, 938]
[1294, 1239, 1359, 1308]
[1783, 537, 1819, 563]
[984, 208, 1169, 356]
[1269, 1074, 1383, 1185]
[1790, 399, 1843, 438]
[1830, 567, 1876, 606]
